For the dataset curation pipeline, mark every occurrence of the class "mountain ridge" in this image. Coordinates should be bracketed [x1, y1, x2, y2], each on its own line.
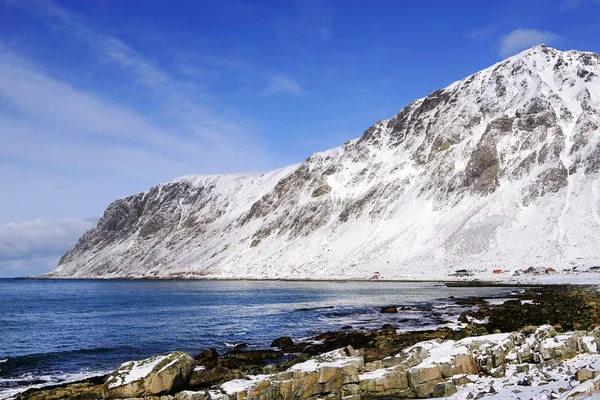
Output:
[47, 45, 600, 280]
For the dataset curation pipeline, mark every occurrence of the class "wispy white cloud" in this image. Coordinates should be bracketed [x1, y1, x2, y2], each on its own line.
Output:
[0, 53, 260, 183]
[3, 0, 169, 87]
[0, 61, 277, 189]
[1, 0, 273, 171]
[498, 29, 562, 58]
[262, 75, 305, 96]
[0, 54, 180, 151]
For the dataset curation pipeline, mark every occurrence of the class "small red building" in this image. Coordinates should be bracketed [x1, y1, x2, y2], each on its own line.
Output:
[493, 269, 503, 274]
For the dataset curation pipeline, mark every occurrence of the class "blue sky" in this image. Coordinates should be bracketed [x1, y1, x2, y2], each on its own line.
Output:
[1, 0, 599, 277]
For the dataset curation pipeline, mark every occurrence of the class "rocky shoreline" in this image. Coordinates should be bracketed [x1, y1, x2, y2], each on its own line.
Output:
[11, 285, 600, 400]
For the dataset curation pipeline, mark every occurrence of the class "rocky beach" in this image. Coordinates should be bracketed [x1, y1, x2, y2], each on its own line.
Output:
[11, 285, 600, 400]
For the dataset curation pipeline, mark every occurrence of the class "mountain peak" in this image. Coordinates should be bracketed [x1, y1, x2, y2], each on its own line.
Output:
[521, 43, 551, 53]
[509, 44, 600, 69]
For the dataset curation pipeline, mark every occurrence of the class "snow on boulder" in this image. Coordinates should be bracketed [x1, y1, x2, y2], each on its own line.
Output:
[102, 351, 196, 399]
[559, 373, 600, 399]
[219, 346, 364, 400]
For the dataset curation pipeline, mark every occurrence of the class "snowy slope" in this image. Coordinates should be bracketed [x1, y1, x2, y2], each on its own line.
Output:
[47, 45, 600, 280]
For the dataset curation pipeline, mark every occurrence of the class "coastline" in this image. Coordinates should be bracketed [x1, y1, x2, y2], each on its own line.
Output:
[9, 285, 600, 399]
[3, 280, 519, 399]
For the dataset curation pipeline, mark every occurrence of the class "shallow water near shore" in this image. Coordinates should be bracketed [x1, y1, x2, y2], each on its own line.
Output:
[0, 279, 523, 398]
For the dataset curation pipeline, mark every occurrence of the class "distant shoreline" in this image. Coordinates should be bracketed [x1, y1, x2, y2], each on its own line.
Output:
[10, 275, 573, 287]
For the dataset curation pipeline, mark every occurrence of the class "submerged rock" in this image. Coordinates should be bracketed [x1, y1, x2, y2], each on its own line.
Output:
[271, 337, 295, 350]
[195, 348, 218, 360]
[270, 336, 309, 353]
[194, 348, 219, 368]
[232, 350, 283, 364]
[380, 306, 398, 313]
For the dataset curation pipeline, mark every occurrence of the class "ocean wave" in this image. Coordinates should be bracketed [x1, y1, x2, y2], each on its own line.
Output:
[0, 370, 109, 400]
[0, 347, 125, 392]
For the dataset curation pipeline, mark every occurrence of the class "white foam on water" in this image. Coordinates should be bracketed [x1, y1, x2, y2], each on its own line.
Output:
[0, 370, 109, 400]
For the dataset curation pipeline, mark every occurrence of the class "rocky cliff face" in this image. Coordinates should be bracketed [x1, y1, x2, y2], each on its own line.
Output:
[48, 45, 600, 279]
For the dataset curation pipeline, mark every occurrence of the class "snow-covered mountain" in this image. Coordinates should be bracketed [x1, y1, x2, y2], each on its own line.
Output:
[47, 45, 600, 280]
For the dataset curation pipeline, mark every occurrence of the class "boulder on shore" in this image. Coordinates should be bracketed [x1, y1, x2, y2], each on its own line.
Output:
[102, 352, 195, 399]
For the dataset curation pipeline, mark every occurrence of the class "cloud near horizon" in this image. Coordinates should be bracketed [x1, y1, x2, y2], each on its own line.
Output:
[0, 218, 97, 260]
[498, 29, 562, 58]
[0, 255, 62, 278]
[0, 218, 97, 277]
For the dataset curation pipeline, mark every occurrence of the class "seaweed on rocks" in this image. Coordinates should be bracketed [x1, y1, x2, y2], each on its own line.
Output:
[487, 286, 600, 332]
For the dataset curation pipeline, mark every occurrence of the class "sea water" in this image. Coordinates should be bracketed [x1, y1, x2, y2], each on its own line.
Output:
[0, 279, 519, 398]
